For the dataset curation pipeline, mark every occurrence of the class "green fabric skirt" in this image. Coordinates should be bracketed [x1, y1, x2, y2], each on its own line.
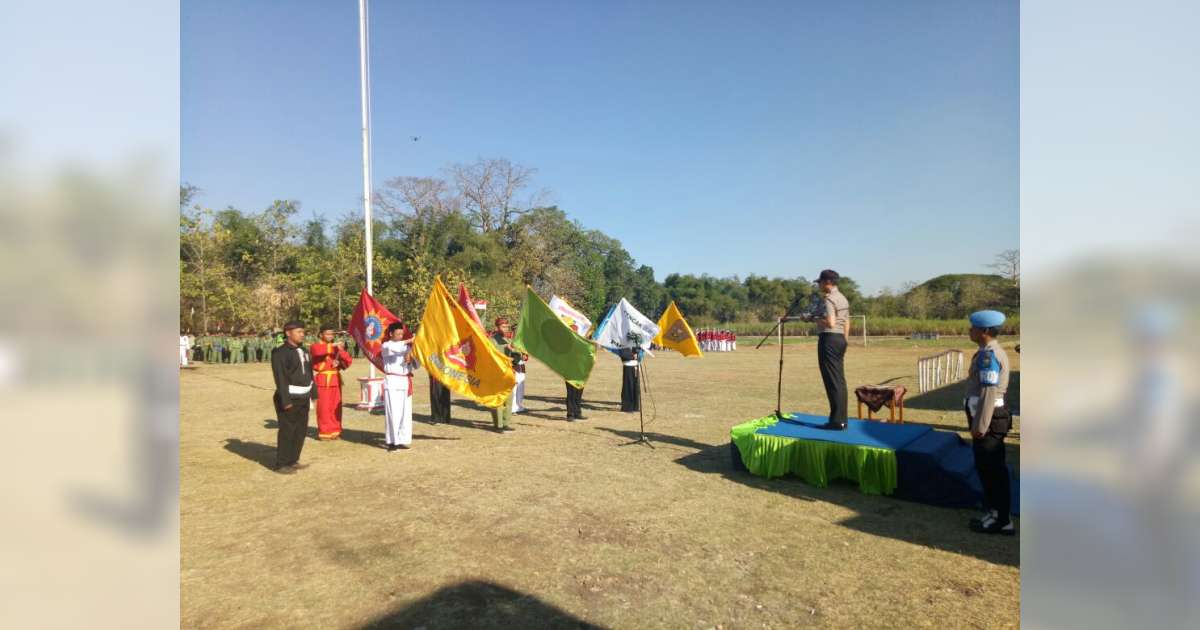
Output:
[730, 416, 898, 495]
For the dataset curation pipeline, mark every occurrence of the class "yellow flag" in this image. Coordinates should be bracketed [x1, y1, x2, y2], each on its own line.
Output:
[413, 277, 516, 408]
[654, 300, 703, 358]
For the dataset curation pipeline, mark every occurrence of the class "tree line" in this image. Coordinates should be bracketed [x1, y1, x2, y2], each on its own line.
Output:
[180, 158, 1018, 334]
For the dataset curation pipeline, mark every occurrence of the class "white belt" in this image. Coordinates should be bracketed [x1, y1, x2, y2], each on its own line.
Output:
[967, 395, 1004, 417]
[622, 361, 638, 367]
[288, 384, 312, 395]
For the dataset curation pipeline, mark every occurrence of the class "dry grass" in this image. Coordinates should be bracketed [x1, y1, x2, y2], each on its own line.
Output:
[181, 340, 1020, 629]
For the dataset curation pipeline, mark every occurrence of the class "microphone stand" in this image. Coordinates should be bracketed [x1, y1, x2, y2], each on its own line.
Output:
[755, 294, 810, 420]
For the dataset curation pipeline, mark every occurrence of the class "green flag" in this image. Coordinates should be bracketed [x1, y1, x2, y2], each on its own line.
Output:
[511, 287, 597, 389]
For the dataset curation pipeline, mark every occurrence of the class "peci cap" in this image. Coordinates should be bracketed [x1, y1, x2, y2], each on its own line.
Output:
[282, 320, 305, 331]
[816, 269, 840, 284]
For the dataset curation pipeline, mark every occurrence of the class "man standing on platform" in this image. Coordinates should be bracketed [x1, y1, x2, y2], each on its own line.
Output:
[965, 310, 1014, 535]
[489, 317, 518, 432]
[270, 321, 316, 473]
[805, 269, 851, 430]
[311, 325, 353, 440]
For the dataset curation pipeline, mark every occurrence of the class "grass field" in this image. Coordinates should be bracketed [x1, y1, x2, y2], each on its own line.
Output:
[181, 339, 1020, 629]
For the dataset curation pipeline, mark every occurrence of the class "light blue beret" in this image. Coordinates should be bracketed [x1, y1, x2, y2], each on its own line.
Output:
[969, 310, 1006, 328]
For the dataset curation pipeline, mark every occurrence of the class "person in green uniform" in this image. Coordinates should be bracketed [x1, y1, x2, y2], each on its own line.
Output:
[488, 317, 519, 433]
[230, 335, 244, 364]
[202, 335, 213, 363]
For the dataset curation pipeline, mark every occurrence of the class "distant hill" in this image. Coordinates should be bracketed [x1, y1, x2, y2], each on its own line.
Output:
[910, 273, 1011, 296]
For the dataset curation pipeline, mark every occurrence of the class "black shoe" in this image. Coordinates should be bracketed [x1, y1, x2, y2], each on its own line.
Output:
[292, 462, 310, 470]
[822, 422, 847, 430]
[386, 444, 399, 452]
[274, 465, 297, 475]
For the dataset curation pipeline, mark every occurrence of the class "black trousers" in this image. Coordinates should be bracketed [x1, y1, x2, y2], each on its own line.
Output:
[971, 406, 1012, 519]
[620, 366, 640, 412]
[274, 394, 310, 468]
[817, 333, 848, 425]
[565, 383, 583, 418]
[429, 375, 452, 422]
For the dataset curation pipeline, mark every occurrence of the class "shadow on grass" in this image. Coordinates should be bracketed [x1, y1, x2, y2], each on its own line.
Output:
[223, 438, 275, 469]
[656, 435, 1019, 567]
[260, 420, 461, 448]
[361, 580, 603, 630]
[524, 394, 621, 410]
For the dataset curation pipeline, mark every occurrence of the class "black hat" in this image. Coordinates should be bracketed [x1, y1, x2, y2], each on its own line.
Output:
[817, 269, 840, 284]
[283, 320, 305, 331]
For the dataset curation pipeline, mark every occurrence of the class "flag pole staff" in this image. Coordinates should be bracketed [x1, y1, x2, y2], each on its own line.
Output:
[358, 0, 376, 379]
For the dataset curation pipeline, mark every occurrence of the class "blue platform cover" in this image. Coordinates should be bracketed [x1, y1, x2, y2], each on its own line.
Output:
[757, 414, 932, 451]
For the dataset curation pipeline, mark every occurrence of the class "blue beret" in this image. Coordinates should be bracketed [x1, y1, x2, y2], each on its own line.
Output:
[969, 310, 1005, 328]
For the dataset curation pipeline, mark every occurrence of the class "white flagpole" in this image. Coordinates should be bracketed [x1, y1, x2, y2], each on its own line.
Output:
[358, 0, 376, 379]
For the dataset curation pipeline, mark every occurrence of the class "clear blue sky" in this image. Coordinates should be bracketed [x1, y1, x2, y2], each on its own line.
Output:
[182, 0, 1017, 295]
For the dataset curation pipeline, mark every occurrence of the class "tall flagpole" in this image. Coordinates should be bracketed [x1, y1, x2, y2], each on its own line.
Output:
[358, 0, 376, 379]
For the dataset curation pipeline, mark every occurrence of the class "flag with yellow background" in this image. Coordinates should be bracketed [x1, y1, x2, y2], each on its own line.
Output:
[653, 300, 703, 358]
[413, 277, 516, 408]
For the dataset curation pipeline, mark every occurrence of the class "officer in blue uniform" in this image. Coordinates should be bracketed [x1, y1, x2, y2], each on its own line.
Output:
[965, 310, 1014, 535]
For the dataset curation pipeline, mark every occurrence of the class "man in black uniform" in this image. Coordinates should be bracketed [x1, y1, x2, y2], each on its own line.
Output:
[270, 321, 316, 474]
[618, 346, 641, 412]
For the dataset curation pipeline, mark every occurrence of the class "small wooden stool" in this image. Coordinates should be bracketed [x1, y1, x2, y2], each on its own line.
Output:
[855, 385, 907, 423]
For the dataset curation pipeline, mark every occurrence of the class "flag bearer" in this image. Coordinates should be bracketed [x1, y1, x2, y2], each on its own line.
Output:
[965, 310, 1014, 535]
[380, 322, 417, 451]
[312, 325, 353, 440]
[489, 317, 518, 432]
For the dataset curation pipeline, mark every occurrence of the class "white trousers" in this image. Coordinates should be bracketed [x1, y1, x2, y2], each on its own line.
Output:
[179, 347, 189, 366]
[511, 372, 526, 412]
[383, 376, 412, 446]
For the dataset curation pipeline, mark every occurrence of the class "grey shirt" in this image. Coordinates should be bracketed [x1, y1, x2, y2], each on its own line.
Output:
[815, 287, 850, 335]
[965, 339, 1011, 434]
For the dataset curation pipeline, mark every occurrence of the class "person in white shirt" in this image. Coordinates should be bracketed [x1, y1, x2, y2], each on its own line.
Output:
[380, 321, 418, 451]
[179, 333, 191, 367]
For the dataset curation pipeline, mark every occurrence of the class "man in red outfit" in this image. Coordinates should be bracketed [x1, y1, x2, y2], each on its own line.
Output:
[311, 325, 353, 440]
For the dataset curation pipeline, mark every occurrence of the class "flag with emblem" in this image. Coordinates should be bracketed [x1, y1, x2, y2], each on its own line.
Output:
[413, 277, 516, 408]
[653, 300, 703, 357]
[548, 295, 592, 337]
[512, 287, 597, 389]
[349, 288, 402, 370]
[593, 298, 660, 352]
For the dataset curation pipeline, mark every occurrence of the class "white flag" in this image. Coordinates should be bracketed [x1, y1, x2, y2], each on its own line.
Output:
[593, 298, 660, 351]
[548, 295, 592, 337]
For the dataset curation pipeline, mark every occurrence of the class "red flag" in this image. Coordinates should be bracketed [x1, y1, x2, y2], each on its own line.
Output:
[349, 289, 403, 371]
[457, 283, 485, 330]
